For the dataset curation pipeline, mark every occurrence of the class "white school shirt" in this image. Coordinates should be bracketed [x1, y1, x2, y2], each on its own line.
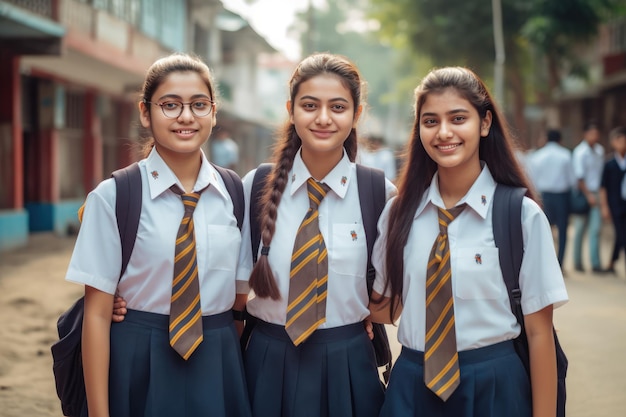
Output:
[527, 142, 576, 193]
[66, 147, 243, 315]
[372, 164, 568, 351]
[573, 140, 605, 192]
[237, 149, 396, 327]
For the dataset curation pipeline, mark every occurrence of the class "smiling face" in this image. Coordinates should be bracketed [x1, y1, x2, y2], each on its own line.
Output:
[289, 73, 361, 165]
[139, 71, 216, 160]
[419, 88, 492, 176]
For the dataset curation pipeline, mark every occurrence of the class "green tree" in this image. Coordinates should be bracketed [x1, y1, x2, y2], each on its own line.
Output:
[369, 0, 624, 140]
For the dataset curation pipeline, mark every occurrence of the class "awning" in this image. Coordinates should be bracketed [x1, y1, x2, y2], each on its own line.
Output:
[0, 1, 65, 55]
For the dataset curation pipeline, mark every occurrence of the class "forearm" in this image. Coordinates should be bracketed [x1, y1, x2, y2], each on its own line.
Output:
[368, 291, 401, 324]
[526, 306, 557, 417]
[233, 292, 248, 336]
[83, 287, 113, 417]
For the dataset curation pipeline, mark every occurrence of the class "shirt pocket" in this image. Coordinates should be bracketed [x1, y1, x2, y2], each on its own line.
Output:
[454, 247, 502, 300]
[329, 223, 367, 277]
[205, 225, 242, 272]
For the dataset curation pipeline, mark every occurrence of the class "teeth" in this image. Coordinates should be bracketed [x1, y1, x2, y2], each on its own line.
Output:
[177, 130, 194, 134]
[438, 144, 459, 150]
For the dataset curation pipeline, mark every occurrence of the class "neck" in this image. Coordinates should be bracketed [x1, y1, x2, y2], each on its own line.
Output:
[301, 148, 343, 180]
[437, 163, 481, 208]
[157, 147, 202, 193]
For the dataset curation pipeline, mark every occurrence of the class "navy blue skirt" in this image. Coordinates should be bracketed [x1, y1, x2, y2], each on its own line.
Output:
[380, 341, 531, 417]
[106, 309, 251, 417]
[244, 318, 385, 417]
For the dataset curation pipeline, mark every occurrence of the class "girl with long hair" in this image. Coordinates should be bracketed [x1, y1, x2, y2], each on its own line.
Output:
[369, 67, 568, 417]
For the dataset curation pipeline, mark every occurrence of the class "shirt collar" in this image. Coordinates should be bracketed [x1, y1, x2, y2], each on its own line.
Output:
[615, 153, 626, 170]
[289, 148, 353, 199]
[415, 162, 496, 220]
[145, 147, 229, 200]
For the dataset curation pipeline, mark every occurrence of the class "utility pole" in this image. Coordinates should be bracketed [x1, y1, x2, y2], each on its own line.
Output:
[492, 0, 505, 107]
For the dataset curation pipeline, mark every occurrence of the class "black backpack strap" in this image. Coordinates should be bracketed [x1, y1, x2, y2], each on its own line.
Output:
[356, 164, 387, 295]
[112, 162, 142, 278]
[250, 163, 274, 264]
[212, 164, 244, 231]
[493, 184, 526, 322]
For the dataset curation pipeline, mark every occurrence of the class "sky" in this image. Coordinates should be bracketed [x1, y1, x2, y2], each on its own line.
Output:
[221, 0, 325, 60]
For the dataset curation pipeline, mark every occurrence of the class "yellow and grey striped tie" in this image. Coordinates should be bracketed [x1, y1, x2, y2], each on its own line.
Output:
[424, 205, 466, 401]
[169, 187, 204, 360]
[285, 178, 331, 346]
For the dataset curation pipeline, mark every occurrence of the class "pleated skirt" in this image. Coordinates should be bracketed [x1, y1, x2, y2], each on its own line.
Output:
[105, 309, 251, 417]
[380, 340, 531, 417]
[244, 318, 385, 417]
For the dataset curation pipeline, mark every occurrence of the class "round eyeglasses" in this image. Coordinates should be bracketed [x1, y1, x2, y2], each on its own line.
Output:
[145, 99, 214, 118]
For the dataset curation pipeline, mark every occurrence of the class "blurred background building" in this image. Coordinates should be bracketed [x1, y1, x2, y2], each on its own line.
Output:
[0, 0, 291, 250]
[1, 0, 625, 252]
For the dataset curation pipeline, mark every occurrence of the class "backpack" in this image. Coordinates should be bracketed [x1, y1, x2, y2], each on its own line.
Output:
[493, 184, 568, 417]
[246, 163, 393, 382]
[51, 162, 244, 417]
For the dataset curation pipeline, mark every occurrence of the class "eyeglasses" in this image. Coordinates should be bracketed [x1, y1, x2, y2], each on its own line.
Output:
[145, 99, 214, 118]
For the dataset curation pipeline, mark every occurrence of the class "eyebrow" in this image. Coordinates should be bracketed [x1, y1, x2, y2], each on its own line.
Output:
[421, 108, 471, 117]
[298, 95, 350, 104]
[157, 93, 212, 101]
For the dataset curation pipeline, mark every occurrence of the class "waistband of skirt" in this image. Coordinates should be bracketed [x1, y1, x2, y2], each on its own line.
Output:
[123, 309, 232, 330]
[251, 316, 364, 344]
[400, 339, 516, 365]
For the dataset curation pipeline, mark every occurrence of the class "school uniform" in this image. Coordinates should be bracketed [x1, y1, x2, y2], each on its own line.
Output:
[601, 154, 626, 268]
[66, 148, 251, 417]
[372, 164, 569, 417]
[238, 149, 395, 417]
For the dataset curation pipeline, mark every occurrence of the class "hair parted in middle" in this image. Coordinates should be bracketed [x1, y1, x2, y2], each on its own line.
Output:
[249, 52, 366, 299]
[380, 66, 536, 321]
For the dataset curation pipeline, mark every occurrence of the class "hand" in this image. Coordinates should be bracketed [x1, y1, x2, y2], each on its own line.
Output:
[112, 295, 127, 323]
[364, 319, 374, 340]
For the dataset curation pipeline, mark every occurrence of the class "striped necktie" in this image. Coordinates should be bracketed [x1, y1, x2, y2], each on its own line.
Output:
[424, 205, 466, 401]
[285, 178, 331, 346]
[169, 186, 204, 360]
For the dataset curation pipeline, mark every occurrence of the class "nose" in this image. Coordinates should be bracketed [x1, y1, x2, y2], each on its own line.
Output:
[177, 104, 195, 122]
[316, 107, 332, 125]
[437, 120, 453, 139]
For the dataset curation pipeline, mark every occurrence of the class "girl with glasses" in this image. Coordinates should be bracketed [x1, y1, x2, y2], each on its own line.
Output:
[66, 53, 251, 417]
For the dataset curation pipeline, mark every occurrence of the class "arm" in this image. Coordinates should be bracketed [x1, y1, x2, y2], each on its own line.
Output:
[83, 286, 114, 417]
[368, 290, 402, 324]
[524, 304, 557, 417]
[599, 187, 611, 221]
[232, 292, 248, 336]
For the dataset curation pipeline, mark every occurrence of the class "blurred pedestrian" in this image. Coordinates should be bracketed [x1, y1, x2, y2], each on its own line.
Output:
[211, 128, 240, 170]
[599, 126, 626, 274]
[527, 129, 576, 267]
[358, 134, 398, 181]
[67, 53, 251, 417]
[572, 121, 606, 273]
[369, 66, 567, 417]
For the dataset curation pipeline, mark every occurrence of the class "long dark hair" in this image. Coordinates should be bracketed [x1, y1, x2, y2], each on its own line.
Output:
[249, 53, 365, 299]
[382, 66, 536, 320]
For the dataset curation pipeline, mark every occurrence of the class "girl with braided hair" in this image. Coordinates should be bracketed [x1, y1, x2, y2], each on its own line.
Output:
[237, 53, 395, 417]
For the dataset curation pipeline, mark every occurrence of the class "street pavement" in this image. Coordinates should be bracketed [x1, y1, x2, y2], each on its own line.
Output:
[0, 227, 625, 416]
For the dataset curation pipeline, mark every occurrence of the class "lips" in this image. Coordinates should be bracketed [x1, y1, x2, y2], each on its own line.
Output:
[437, 143, 461, 151]
[311, 129, 335, 139]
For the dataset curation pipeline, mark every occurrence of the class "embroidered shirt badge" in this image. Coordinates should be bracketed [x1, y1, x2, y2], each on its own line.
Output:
[475, 253, 482, 264]
[481, 195, 487, 205]
[151, 170, 159, 179]
[341, 176, 347, 186]
[350, 230, 357, 241]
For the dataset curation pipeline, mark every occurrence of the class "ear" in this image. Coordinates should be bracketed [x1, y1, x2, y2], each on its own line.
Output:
[481, 110, 493, 137]
[211, 103, 217, 128]
[286, 100, 294, 124]
[139, 101, 151, 129]
[353, 105, 363, 128]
